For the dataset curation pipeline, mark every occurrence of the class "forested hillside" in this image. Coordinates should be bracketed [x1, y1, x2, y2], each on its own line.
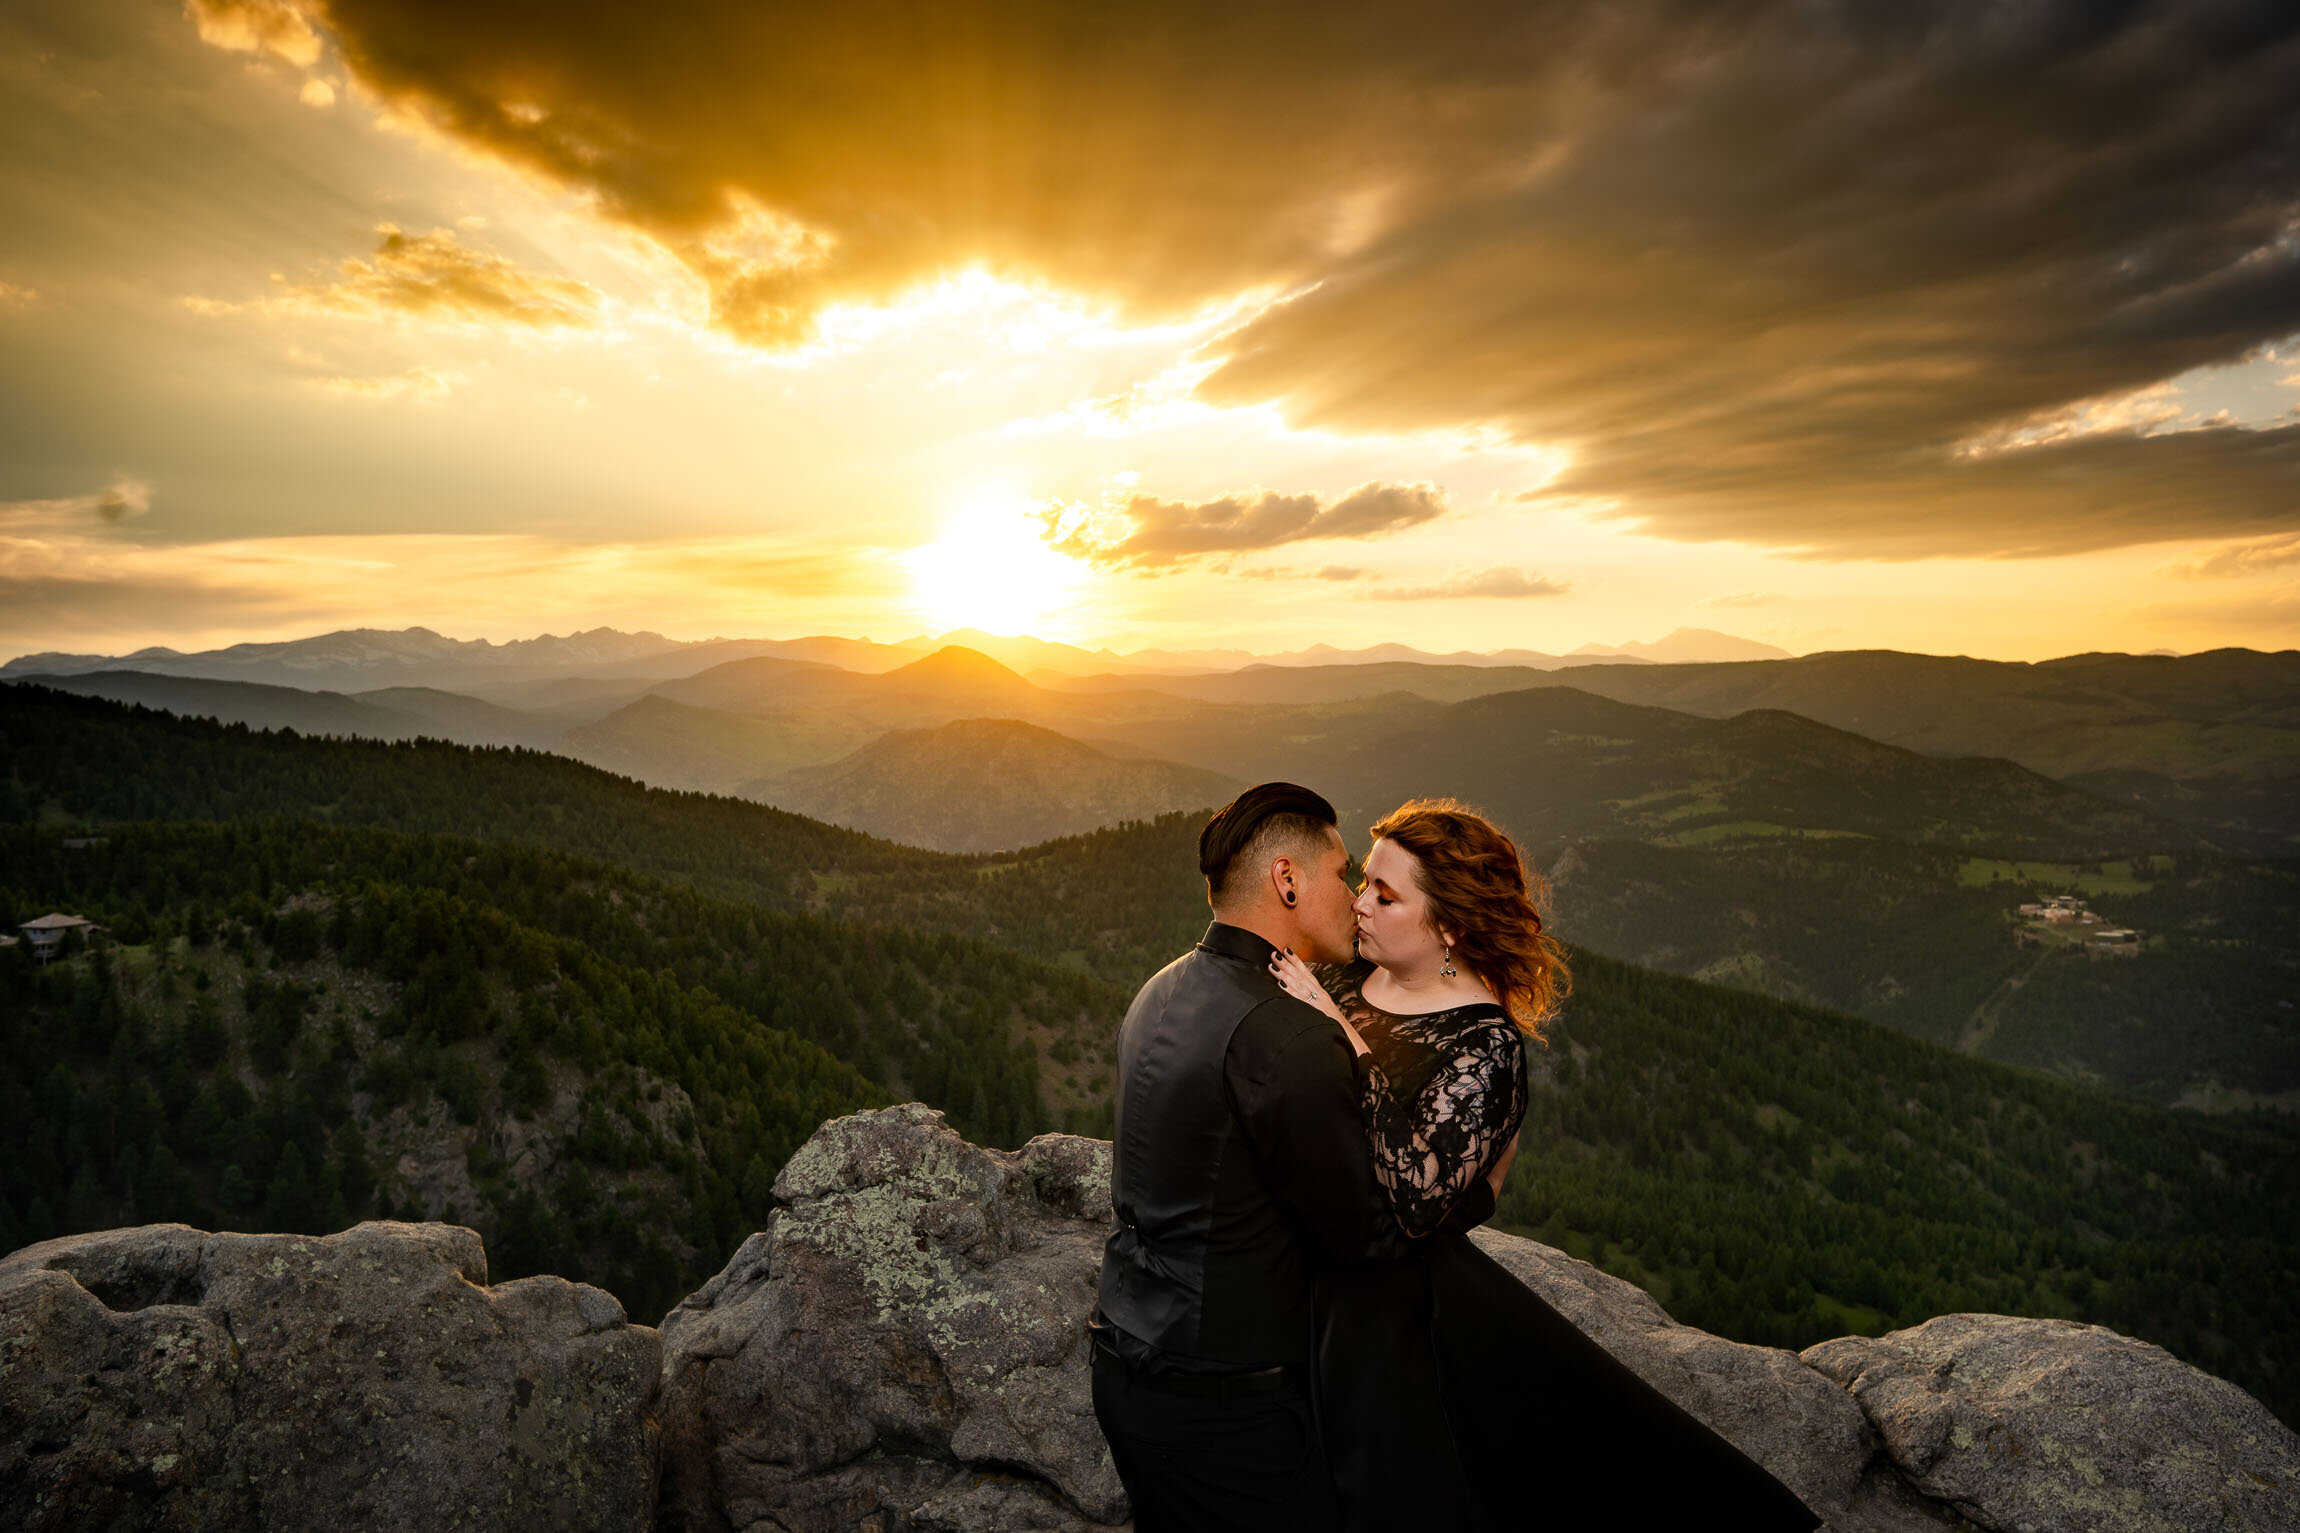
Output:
[1550, 837, 2300, 1103]
[0, 684, 942, 905]
[0, 821, 1133, 1318]
[1496, 951, 2300, 1423]
[7, 686, 2293, 1103]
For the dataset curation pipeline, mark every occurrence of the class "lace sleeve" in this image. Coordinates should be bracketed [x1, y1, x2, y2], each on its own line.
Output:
[1359, 1021, 1528, 1238]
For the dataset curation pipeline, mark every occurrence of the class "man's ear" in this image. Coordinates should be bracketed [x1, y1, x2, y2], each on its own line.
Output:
[1268, 853, 1297, 907]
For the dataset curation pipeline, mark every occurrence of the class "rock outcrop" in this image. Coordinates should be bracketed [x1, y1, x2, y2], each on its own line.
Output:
[1807, 1315, 2300, 1532]
[5, 1105, 2296, 1532]
[656, 1103, 1123, 1532]
[0, 1221, 659, 1531]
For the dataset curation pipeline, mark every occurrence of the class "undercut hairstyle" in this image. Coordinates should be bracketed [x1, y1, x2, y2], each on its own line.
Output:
[1369, 798, 1570, 1038]
[1200, 782, 1339, 906]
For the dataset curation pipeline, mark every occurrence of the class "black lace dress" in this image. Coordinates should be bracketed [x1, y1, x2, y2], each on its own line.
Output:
[1319, 961, 1817, 1532]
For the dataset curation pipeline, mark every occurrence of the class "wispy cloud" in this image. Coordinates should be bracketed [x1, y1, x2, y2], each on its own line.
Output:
[192, 226, 601, 331]
[1047, 482, 1446, 569]
[0, 519, 905, 658]
[1373, 567, 1568, 601]
[308, 367, 463, 404]
[1, 477, 153, 526]
[2171, 534, 2300, 579]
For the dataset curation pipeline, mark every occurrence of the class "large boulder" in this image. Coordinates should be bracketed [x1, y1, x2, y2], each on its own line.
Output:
[657, 1103, 1125, 1533]
[11, 1112, 2295, 1533]
[0, 1220, 660, 1531]
[1806, 1314, 2300, 1533]
[1469, 1229, 1961, 1532]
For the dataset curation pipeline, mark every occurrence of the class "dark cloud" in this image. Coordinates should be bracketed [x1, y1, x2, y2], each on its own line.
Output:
[292, 0, 2300, 553]
[1373, 567, 1568, 601]
[1052, 482, 1444, 568]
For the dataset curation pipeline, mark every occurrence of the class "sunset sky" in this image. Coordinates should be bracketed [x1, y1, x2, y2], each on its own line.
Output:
[2, 0, 2296, 662]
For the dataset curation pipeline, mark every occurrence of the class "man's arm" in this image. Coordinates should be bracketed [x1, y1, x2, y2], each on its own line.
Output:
[1231, 997, 1395, 1269]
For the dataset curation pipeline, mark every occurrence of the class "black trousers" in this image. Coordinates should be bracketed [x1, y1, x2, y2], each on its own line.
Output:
[1091, 1351, 1340, 1533]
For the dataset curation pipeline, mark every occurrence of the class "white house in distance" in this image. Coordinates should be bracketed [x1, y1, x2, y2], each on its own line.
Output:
[17, 913, 97, 962]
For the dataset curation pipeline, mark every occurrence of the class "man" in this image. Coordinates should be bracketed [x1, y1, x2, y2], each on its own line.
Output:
[1089, 783, 1500, 1531]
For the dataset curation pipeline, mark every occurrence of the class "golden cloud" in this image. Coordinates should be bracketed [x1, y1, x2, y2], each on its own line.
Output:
[307, 366, 462, 402]
[1372, 567, 1569, 602]
[2172, 534, 2300, 580]
[284, 225, 601, 329]
[1048, 482, 1446, 569]
[1, 477, 154, 526]
[185, 0, 322, 66]
[225, 1, 2300, 555]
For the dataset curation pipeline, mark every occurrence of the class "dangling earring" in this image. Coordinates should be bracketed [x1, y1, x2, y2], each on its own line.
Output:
[1441, 942, 1457, 978]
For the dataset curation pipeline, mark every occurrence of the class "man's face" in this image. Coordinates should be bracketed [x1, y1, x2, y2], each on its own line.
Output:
[1293, 828, 1359, 964]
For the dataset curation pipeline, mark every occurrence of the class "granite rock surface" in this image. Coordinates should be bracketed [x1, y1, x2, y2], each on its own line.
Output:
[656, 1102, 1124, 1533]
[8, 1106, 2297, 1533]
[0, 1219, 659, 1531]
[1806, 1313, 2300, 1532]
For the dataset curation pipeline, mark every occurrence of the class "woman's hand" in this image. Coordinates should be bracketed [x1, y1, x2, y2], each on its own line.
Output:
[1270, 950, 1371, 1057]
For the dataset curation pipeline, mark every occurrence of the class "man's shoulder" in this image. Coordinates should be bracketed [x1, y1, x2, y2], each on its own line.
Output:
[1228, 991, 1344, 1069]
[1133, 938, 1258, 1007]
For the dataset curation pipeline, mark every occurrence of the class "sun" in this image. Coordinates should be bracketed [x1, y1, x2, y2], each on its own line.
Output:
[902, 491, 1086, 636]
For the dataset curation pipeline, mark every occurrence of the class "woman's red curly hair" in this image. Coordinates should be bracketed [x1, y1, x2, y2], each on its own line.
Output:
[1368, 798, 1569, 1037]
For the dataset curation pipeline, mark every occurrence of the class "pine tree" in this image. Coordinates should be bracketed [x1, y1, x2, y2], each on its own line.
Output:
[217, 1163, 254, 1209]
[261, 1143, 316, 1232]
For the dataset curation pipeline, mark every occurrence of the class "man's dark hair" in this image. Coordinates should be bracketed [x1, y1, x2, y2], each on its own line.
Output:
[1200, 782, 1339, 905]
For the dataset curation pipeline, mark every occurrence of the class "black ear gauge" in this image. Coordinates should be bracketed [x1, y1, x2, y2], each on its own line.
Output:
[1284, 890, 1297, 906]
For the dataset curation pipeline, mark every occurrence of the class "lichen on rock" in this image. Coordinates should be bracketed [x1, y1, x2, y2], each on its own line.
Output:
[1805, 1313, 2300, 1533]
[0, 1220, 660, 1531]
[658, 1103, 1125, 1532]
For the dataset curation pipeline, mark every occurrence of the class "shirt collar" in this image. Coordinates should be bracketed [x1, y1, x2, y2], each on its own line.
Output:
[1198, 921, 1281, 966]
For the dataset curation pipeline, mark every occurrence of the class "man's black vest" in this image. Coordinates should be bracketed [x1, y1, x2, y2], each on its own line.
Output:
[1097, 922, 1337, 1365]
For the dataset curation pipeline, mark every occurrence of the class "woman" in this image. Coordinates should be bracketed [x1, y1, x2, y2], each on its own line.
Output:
[1271, 799, 1816, 1531]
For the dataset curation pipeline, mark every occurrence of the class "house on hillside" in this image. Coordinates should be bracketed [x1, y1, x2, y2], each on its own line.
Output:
[18, 913, 98, 962]
[2014, 894, 2141, 955]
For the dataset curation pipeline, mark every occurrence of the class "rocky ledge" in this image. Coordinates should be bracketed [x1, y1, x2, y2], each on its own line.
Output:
[4, 1104, 2294, 1532]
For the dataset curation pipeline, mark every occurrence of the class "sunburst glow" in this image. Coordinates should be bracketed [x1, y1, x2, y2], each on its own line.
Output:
[903, 491, 1088, 637]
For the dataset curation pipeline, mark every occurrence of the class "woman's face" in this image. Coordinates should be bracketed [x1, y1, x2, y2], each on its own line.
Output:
[1352, 838, 1448, 971]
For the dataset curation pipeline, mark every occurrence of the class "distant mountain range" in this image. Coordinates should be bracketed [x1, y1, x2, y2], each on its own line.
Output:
[1569, 628, 1793, 664]
[757, 718, 1240, 853]
[0, 622, 1788, 690]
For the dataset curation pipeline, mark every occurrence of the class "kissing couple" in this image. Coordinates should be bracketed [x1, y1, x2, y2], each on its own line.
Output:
[1089, 783, 1817, 1531]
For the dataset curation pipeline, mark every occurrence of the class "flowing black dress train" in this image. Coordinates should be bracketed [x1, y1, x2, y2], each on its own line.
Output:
[1316, 962, 1818, 1531]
